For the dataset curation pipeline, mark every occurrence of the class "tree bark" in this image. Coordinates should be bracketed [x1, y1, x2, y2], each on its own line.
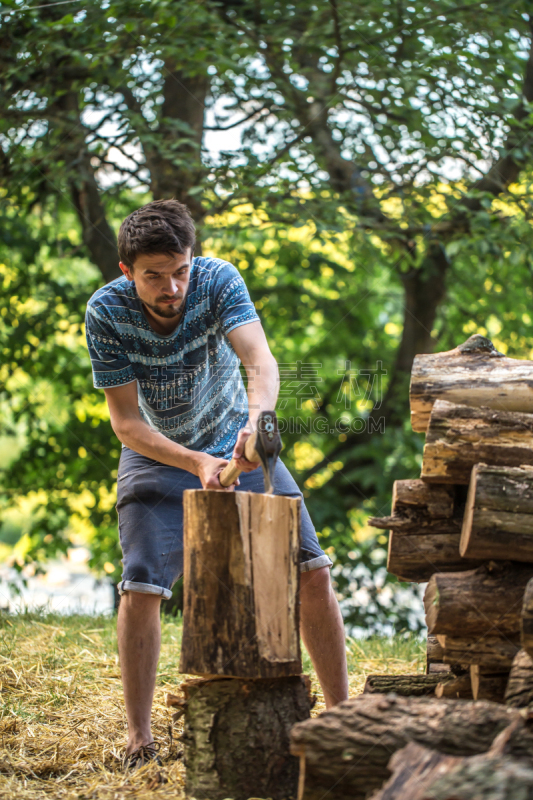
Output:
[409, 334, 533, 433]
[69, 158, 122, 283]
[436, 634, 520, 671]
[424, 562, 533, 638]
[460, 464, 533, 563]
[470, 665, 509, 703]
[362, 674, 450, 697]
[51, 91, 121, 283]
[521, 577, 533, 658]
[421, 401, 533, 484]
[290, 694, 533, 800]
[369, 479, 456, 531]
[138, 66, 208, 219]
[180, 489, 301, 678]
[371, 739, 533, 800]
[505, 649, 533, 708]
[387, 529, 482, 583]
[181, 675, 311, 800]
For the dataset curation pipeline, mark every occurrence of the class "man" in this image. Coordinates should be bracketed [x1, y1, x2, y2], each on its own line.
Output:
[85, 199, 348, 769]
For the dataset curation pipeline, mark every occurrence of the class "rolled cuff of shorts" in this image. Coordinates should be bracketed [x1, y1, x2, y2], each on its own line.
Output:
[117, 580, 173, 600]
[300, 555, 333, 573]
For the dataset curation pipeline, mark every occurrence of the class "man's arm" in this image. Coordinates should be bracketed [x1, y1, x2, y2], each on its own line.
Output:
[103, 381, 235, 490]
[227, 320, 280, 468]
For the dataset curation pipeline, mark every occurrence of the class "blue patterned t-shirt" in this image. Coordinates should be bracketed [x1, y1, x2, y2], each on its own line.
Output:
[85, 257, 260, 458]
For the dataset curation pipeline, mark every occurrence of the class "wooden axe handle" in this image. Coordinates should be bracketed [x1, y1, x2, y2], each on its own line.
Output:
[218, 432, 260, 487]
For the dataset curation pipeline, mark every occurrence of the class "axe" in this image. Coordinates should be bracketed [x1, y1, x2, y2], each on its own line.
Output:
[218, 410, 282, 495]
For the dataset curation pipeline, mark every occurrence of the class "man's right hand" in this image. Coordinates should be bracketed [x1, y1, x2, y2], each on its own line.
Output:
[194, 452, 238, 491]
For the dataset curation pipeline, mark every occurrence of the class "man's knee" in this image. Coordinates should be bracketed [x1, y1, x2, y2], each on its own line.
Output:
[119, 590, 162, 611]
[300, 566, 332, 597]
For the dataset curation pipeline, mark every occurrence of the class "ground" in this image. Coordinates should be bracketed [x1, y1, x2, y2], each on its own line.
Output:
[0, 612, 424, 799]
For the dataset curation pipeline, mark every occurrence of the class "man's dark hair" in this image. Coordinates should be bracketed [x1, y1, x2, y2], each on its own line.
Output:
[118, 199, 196, 268]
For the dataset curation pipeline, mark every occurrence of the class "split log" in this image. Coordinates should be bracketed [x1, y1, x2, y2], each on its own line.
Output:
[409, 334, 533, 433]
[369, 480, 455, 531]
[424, 562, 533, 638]
[427, 634, 444, 664]
[369, 481, 481, 582]
[429, 662, 452, 674]
[461, 464, 533, 563]
[363, 673, 450, 697]
[290, 694, 533, 800]
[521, 576, 533, 658]
[427, 634, 466, 675]
[180, 489, 301, 678]
[387, 528, 482, 583]
[470, 665, 509, 703]
[437, 634, 520, 670]
[505, 649, 533, 707]
[371, 736, 533, 800]
[435, 673, 473, 699]
[181, 676, 310, 800]
[421, 400, 533, 484]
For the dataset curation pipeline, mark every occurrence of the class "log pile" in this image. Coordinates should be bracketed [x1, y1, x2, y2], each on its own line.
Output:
[289, 694, 533, 800]
[291, 335, 533, 800]
[369, 334, 533, 697]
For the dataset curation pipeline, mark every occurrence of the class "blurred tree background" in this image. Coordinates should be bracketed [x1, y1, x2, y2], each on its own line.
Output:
[2, 0, 533, 631]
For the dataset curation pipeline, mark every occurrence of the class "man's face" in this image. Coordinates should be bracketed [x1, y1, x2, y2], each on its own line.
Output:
[119, 250, 192, 321]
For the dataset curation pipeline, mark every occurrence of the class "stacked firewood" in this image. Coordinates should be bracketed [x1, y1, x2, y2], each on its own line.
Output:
[289, 335, 533, 800]
[369, 333, 533, 703]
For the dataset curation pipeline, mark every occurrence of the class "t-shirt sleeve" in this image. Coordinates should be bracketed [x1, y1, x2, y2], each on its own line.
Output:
[85, 304, 136, 389]
[211, 261, 260, 335]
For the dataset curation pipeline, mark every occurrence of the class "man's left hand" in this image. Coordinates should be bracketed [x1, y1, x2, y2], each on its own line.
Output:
[232, 426, 261, 472]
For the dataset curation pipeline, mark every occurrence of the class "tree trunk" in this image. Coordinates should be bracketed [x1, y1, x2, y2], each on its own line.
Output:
[505, 649, 533, 707]
[143, 67, 208, 219]
[424, 562, 533, 637]
[299, 253, 450, 489]
[409, 334, 533, 433]
[461, 464, 533, 563]
[387, 529, 482, 583]
[371, 738, 533, 800]
[69, 158, 121, 284]
[421, 400, 533, 484]
[51, 90, 121, 283]
[436, 634, 520, 670]
[290, 694, 533, 800]
[362, 674, 450, 697]
[435, 673, 473, 699]
[181, 675, 310, 800]
[521, 577, 533, 658]
[180, 489, 301, 678]
[470, 665, 509, 703]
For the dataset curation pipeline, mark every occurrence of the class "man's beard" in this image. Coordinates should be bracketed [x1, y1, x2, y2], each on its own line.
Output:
[143, 296, 186, 320]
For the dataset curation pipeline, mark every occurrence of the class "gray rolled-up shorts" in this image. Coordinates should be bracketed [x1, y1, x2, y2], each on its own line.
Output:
[115, 446, 333, 599]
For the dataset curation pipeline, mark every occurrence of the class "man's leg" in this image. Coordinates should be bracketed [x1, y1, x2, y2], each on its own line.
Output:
[117, 591, 162, 753]
[300, 566, 349, 708]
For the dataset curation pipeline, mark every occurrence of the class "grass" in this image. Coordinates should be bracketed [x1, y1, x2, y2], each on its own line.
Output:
[0, 611, 425, 798]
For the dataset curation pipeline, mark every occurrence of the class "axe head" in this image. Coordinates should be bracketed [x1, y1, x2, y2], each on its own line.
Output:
[254, 410, 282, 495]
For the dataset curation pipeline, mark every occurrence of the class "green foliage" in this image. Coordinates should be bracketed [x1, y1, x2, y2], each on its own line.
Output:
[0, 204, 123, 582]
[3, 0, 533, 631]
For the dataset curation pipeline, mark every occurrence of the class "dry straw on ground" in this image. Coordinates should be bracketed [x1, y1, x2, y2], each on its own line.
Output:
[0, 612, 424, 799]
